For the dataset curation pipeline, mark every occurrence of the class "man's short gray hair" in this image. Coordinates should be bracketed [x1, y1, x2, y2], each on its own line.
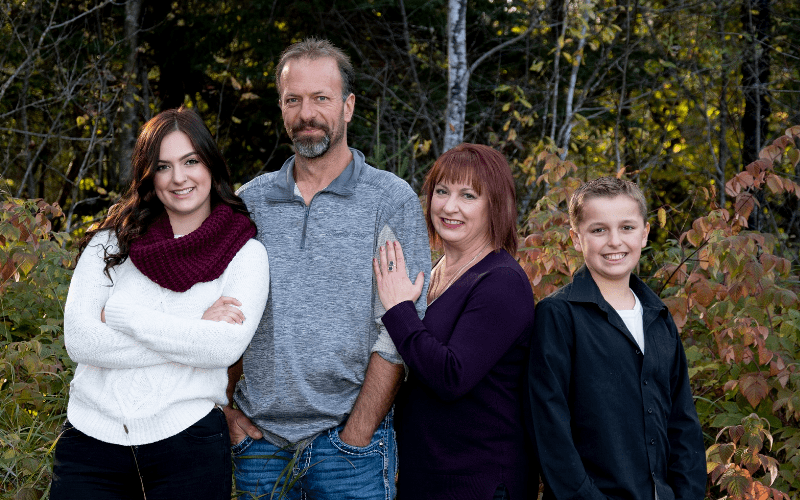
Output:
[275, 38, 354, 101]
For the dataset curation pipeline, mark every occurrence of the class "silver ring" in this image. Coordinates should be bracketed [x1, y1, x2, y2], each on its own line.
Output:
[388, 261, 395, 272]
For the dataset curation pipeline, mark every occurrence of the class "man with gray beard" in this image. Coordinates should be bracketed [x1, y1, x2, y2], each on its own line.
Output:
[224, 38, 430, 499]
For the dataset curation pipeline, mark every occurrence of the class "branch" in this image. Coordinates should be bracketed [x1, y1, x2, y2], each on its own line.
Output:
[0, 127, 111, 143]
[399, 0, 441, 158]
[469, 8, 539, 75]
[0, 0, 115, 103]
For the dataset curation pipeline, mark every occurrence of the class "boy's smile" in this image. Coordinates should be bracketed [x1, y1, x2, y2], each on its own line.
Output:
[570, 194, 650, 287]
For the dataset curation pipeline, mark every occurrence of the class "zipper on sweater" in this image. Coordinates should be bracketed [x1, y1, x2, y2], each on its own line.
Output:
[300, 203, 310, 249]
[299, 191, 325, 249]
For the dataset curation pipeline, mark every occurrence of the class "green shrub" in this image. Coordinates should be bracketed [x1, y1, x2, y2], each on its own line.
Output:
[1, 197, 75, 499]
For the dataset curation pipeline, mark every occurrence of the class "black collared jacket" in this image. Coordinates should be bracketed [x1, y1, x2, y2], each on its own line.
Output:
[528, 266, 706, 500]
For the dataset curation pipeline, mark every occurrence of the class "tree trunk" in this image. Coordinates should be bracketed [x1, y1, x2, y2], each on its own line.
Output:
[717, 0, 732, 207]
[740, 0, 770, 166]
[548, 0, 567, 141]
[556, 16, 587, 159]
[740, 0, 771, 230]
[443, 0, 468, 152]
[614, 0, 634, 171]
[120, 0, 142, 183]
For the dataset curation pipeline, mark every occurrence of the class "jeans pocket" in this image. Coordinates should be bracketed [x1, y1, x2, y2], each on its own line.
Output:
[328, 425, 384, 455]
[231, 435, 254, 457]
[180, 408, 226, 441]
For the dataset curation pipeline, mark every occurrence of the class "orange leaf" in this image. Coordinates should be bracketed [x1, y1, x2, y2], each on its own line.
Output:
[662, 296, 687, 329]
[758, 144, 782, 162]
[765, 175, 784, 194]
[524, 234, 543, 247]
[735, 193, 756, 220]
[772, 135, 793, 149]
[719, 465, 751, 496]
[785, 124, 800, 137]
[739, 373, 769, 408]
[728, 282, 747, 302]
[724, 379, 738, 392]
[690, 279, 715, 307]
[751, 482, 771, 500]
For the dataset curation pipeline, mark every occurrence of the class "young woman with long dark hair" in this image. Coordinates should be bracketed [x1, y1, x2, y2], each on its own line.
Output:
[50, 107, 269, 500]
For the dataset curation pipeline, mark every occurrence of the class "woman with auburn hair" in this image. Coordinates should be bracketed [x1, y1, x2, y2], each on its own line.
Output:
[50, 107, 269, 500]
[373, 143, 536, 499]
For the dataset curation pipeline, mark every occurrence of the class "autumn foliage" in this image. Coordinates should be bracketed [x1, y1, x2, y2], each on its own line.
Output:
[1, 198, 75, 499]
[517, 127, 800, 498]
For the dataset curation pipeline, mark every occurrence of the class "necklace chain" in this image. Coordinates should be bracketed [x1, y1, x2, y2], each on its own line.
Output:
[428, 241, 491, 304]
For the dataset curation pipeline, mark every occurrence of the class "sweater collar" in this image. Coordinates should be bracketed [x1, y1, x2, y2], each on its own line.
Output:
[265, 147, 365, 201]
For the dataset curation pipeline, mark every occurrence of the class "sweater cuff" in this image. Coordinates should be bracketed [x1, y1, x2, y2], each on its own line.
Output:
[380, 300, 421, 344]
[103, 300, 133, 334]
[371, 328, 404, 365]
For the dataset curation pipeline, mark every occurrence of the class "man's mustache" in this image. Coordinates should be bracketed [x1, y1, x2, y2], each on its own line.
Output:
[291, 120, 329, 136]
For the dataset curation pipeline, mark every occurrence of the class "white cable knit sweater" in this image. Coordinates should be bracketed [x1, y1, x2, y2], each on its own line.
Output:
[64, 230, 269, 446]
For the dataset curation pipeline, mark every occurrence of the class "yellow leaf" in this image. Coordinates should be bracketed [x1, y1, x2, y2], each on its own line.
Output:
[658, 207, 666, 228]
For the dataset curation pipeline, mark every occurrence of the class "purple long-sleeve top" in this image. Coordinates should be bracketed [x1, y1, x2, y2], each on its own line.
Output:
[381, 249, 536, 500]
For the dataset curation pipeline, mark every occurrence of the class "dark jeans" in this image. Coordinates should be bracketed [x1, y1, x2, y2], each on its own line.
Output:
[493, 484, 510, 500]
[50, 407, 231, 500]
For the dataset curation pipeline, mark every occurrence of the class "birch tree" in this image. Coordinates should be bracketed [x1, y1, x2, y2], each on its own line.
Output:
[443, 0, 468, 152]
[443, 0, 536, 152]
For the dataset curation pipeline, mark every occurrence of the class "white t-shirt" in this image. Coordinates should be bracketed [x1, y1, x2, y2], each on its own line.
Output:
[616, 290, 644, 352]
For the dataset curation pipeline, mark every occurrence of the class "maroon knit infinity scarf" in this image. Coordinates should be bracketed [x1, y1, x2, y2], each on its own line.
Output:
[129, 204, 257, 292]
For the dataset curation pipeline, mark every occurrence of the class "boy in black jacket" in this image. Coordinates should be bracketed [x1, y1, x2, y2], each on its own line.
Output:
[528, 177, 706, 500]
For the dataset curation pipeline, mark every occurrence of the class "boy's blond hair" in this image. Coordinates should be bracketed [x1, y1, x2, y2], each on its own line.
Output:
[568, 177, 648, 230]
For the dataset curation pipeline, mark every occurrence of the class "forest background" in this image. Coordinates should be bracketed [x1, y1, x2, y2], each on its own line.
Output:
[2, 0, 800, 498]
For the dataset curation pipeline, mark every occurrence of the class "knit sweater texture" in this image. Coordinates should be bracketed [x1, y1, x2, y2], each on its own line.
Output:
[234, 148, 430, 446]
[64, 230, 269, 446]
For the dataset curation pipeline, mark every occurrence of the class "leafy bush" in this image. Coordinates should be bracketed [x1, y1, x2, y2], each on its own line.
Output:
[517, 127, 800, 499]
[1, 197, 75, 499]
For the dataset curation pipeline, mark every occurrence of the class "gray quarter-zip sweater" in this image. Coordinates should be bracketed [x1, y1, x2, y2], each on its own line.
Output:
[234, 148, 430, 446]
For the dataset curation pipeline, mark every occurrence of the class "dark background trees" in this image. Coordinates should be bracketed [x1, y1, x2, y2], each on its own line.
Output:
[3, 0, 798, 246]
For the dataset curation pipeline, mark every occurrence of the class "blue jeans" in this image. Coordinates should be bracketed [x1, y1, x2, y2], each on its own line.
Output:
[232, 410, 397, 500]
[50, 407, 231, 500]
